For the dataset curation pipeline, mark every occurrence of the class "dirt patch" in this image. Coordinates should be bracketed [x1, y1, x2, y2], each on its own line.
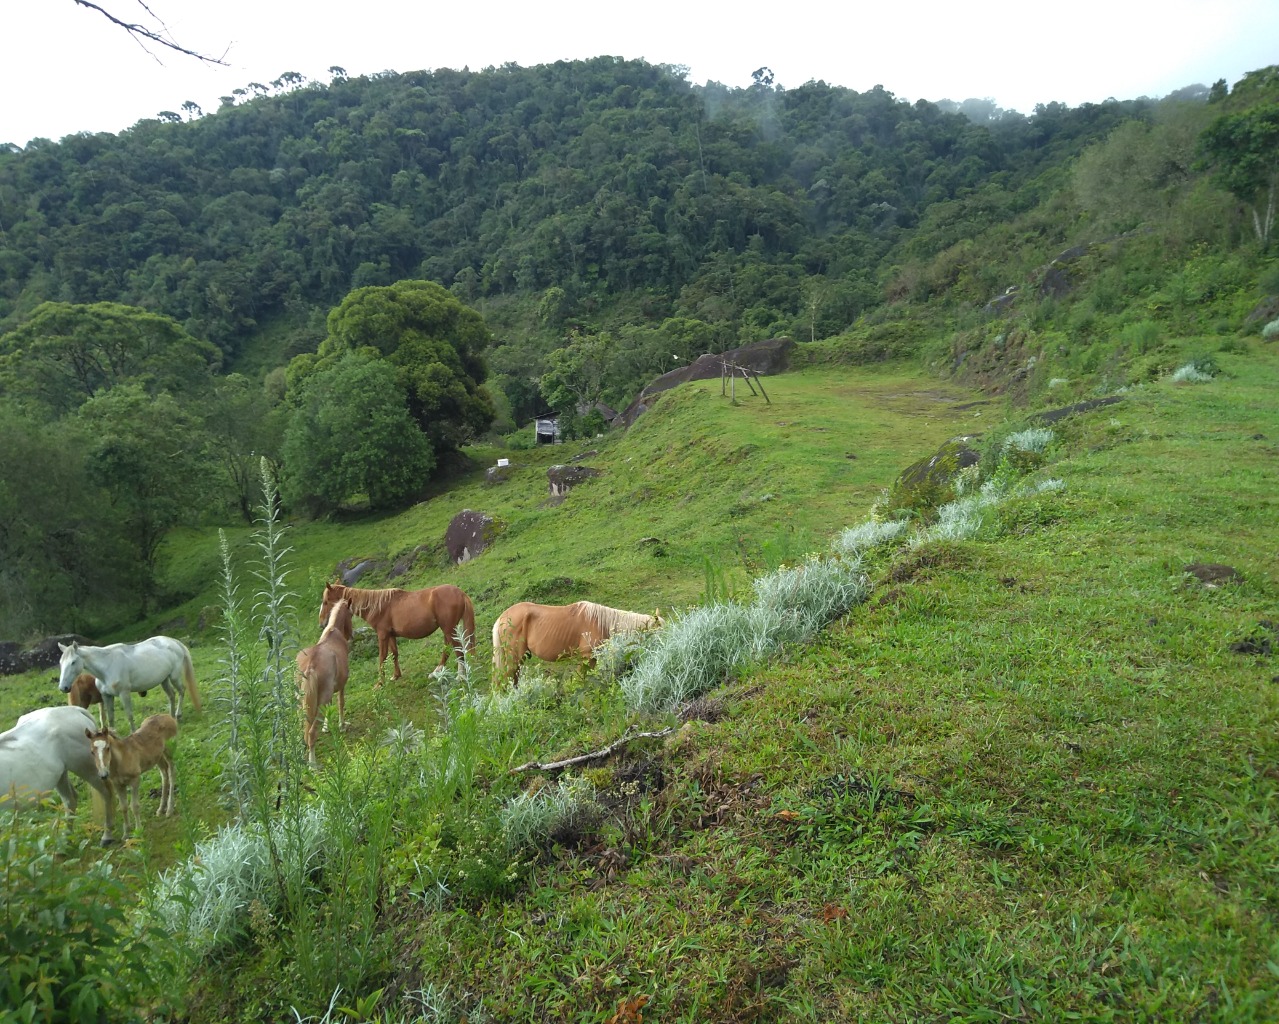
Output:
[1183, 563, 1242, 589]
[887, 544, 974, 583]
[1230, 621, 1278, 656]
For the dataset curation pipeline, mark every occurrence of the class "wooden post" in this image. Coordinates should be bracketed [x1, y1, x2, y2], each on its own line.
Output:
[752, 371, 770, 404]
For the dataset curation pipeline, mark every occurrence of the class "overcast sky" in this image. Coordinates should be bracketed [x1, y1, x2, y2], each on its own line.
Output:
[4, 1, 1277, 147]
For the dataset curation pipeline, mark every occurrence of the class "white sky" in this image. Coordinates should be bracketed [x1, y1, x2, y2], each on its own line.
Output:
[4, 1, 1277, 147]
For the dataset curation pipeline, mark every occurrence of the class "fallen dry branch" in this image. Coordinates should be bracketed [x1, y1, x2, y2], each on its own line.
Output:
[510, 726, 676, 774]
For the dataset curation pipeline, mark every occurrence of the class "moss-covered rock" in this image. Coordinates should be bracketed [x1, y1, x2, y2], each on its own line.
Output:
[887, 435, 981, 518]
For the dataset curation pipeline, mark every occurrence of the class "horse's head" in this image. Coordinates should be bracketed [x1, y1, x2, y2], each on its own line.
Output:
[84, 727, 115, 780]
[319, 582, 343, 627]
[324, 598, 353, 641]
[653, 608, 665, 628]
[56, 642, 82, 693]
[335, 600, 353, 641]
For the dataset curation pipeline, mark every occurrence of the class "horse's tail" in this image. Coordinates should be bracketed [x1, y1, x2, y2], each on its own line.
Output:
[182, 648, 202, 712]
[491, 611, 517, 683]
[462, 594, 477, 658]
[299, 663, 320, 757]
[491, 616, 505, 680]
[300, 665, 319, 722]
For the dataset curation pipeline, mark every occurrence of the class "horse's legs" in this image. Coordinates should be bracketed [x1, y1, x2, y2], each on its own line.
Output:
[158, 755, 175, 816]
[337, 685, 347, 732]
[55, 769, 78, 814]
[128, 779, 142, 833]
[390, 635, 403, 680]
[119, 691, 136, 733]
[102, 693, 115, 732]
[99, 781, 116, 845]
[165, 676, 182, 721]
[375, 634, 390, 688]
[510, 641, 529, 686]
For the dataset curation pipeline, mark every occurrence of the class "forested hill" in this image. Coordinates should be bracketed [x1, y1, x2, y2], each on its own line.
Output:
[1, 57, 1157, 363]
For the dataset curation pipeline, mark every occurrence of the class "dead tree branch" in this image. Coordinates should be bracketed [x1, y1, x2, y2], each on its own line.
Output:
[72, 0, 230, 65]
[509, 726, 676, 774]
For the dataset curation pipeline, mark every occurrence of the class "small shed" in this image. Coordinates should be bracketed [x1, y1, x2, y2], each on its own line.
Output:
[535, 414, 561, 445]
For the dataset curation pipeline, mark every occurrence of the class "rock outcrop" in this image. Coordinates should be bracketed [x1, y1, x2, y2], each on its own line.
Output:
[618, 337, 795, 427]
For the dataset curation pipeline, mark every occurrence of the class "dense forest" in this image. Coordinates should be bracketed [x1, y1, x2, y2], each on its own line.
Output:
[0, 57, 1276, 635]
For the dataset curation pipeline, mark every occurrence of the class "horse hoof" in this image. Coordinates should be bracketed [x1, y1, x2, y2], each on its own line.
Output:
[101, 836, 116, 847]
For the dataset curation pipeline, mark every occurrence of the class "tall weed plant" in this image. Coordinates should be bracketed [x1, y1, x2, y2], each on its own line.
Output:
[151, 464, 405, 1016]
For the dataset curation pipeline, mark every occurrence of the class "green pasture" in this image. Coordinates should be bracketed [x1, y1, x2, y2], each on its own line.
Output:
[3, 339, 1278, 1021]
[0, 363, 988, 856]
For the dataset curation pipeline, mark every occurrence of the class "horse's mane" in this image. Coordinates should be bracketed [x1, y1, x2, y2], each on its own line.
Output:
[578, 601, 655, 636]
[333, 585, 401, 615]
[320, 599, 352, 641]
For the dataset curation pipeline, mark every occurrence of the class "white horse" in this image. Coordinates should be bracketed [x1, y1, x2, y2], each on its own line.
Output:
[0, 705, 117, 844]
[57, 636, 201, 734]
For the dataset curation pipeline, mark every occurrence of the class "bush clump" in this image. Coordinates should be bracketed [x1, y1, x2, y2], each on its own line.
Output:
[2, 812, 159, 1022]
[619, 555, 868, 713]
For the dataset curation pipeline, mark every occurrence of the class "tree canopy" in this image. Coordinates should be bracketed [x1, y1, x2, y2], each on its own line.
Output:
[0, 301, 221, 417]
[281, 351, 436, 515]
[296, 279, 495, 453]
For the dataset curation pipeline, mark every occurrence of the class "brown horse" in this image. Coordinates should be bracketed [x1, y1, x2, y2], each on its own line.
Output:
[66, 673, 105, 725]
[320, 582, 476, 685]
[492, 600, 662, 685]
[86, 713, 178, 833]
[297, 598, 353, 765]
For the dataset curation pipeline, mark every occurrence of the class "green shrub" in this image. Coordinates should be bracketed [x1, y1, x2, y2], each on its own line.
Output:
[1117, 319, 1161, 354]
[504, 424, 537, 450]
[1, 811, 159, 1023]
[1262, 318, 1279, 341]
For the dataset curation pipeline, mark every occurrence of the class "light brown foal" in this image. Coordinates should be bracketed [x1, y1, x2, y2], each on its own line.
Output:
[297, 598, 353, 765]
[86, 713, 178, 833]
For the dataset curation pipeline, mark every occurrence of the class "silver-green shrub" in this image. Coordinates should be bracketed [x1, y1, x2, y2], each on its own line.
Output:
[1261, 318, 1279, 340]
[1003, 427, 1054, 454]
[500, 775, 599, 852]
[1169, 362, 1214, 383]
[832, 518, 909, 558]
[150, 807, 327, 955]
[620, 555, 868, 713]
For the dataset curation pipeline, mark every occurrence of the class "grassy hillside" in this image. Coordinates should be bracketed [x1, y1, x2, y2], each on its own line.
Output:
[3, 333, 1277, 1021]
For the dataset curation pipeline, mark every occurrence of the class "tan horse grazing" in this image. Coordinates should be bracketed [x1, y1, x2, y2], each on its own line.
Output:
[86, 713, 178, 834]
[320, 582, 476, 686]
[492, 600, 662, 685]
[297, 598, 353, 765]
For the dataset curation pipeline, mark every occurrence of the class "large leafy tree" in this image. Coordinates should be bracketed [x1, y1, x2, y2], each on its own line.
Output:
[539, 331, 616, 415]
[0, 301, 221, 417]
[293, 279, 495, 454]
[1200, 104, 1279, 247]
[76, 384, 216, 616]
[203, 372, 287, 522]
[0, 407, 127, 635]
[281, 352, 435, 516]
